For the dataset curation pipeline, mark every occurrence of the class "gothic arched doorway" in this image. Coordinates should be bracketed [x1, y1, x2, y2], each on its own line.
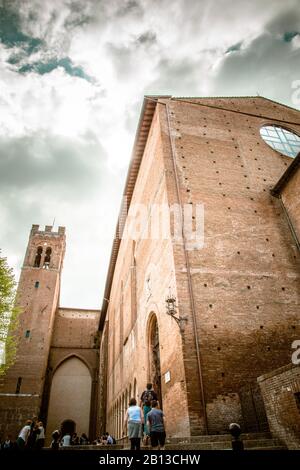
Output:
[148, 314, 162, 409]
[46, 356, 92, 443]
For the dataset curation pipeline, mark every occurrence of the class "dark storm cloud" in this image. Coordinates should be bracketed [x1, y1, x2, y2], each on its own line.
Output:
[212, 32, 300, 103]
[0, 132, 105, 197]
[265, 7, 300, 36]
[136, 31, 157, 46]
[146, 57, 203, 96]
[0, 0, 94, 82]
[115, 0, 143, 18]
[0, 3, 43, 53]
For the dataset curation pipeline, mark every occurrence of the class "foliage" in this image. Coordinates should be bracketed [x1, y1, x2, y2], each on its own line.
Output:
[0, 251, 20, 376]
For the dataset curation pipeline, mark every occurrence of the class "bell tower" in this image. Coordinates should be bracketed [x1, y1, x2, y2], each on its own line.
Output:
[0, 224, 66, 438]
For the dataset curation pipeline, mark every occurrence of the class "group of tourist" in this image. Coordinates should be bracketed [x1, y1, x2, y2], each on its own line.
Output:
[50, 430, 92, 449]
[123, 383, 166, 451]
[0, 417, 45, 451]
[1, 382, 164, 451]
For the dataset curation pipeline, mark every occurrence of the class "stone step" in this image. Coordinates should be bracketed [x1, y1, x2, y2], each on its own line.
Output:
[55, 433, 286, 451]
[165, 432, 272, 444]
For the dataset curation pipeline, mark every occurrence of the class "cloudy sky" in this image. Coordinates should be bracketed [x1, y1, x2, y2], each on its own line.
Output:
[0, 0, 299, 309]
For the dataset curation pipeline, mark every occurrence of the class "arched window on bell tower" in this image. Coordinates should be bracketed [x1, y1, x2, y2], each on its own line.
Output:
[43, 247, 52, 269]
[34, 247, 43, 268]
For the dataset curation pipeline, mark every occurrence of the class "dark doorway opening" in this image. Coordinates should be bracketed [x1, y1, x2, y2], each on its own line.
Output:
[149, 315, 162, 409]
[61, 419, 76, 437]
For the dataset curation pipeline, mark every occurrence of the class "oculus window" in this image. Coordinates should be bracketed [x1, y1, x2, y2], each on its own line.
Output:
[260, 125, 300, 158]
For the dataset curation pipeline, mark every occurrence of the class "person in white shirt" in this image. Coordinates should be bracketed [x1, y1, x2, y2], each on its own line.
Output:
[35, 421, 45, 450]
[16, 420, 32, 450]
[60, 433, 71, 446]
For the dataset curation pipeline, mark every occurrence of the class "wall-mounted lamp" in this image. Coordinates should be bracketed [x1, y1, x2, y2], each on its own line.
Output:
[165, 293, 187, 333]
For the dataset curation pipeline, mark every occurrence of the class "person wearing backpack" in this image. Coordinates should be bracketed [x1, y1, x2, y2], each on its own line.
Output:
[139, 383, 158, 408]
[140, 383, 158, 445]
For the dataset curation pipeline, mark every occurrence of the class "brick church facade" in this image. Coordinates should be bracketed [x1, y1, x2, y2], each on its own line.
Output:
[0, 96, 299, 446]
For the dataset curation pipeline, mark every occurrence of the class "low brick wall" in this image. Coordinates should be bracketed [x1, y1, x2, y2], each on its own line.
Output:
[258, 364, 300, 449]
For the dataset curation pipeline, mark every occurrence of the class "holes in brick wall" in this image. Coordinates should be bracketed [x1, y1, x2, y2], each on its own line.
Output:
[222, 194, 226, 197]
[256, 305, 260, 309]
[34, 281, 39, 288]
[228, 207, 231, 210]
[260, 325, 264, 329]
[219, 182, 222, 186]
[272, 253, 275, 257]
[267, 346, 271, 351]
[247, 286, 251, 289]
[186, 189, 190, 192]
[214, 325, 217, 328]
[217, 347, 221, 351]
[204, 283, 207, 287]
[244, 175, 247, 178]
[209, 304, 213, 308]
[15, 377, 22, 394]
[282, 287, 285, 291]
[291, 325, 296, 330]
[266, 238, 269, 242]
[221, 373, 225, 377]
[216, 171, 219, 174]
[25, 330, 30, 338]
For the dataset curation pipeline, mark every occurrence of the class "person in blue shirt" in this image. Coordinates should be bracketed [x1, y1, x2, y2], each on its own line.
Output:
[123, 398, 144, 450]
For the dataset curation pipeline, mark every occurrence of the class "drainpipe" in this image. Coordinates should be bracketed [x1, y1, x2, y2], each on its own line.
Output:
[164, 100, 209, 434]
[277, 195, 300, 252]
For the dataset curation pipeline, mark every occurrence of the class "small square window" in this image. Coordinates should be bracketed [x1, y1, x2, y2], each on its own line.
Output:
[25, 330, 30, 338]
[35, 281, 39, 288]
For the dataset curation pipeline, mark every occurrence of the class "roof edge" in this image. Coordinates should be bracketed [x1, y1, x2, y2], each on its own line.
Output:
[271, 152, 300, 197]
[99, 95, 170, 329]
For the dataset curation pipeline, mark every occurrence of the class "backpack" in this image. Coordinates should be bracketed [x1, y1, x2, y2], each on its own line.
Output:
[142, 389, 156, 404]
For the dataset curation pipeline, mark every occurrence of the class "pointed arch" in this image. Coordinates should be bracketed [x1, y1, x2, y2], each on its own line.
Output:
[47, 356, 92, 443]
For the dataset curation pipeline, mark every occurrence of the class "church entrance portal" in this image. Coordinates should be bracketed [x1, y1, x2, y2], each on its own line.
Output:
[149, 315, 162, 409]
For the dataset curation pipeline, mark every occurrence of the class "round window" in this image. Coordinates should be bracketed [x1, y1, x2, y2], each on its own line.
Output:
[260, 125, 300, 158]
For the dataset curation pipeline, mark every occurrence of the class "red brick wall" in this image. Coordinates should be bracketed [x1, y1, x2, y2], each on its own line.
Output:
[258, 364, 300, 449]
[104, 97, 300, 437]
[159, 97, 300, 434]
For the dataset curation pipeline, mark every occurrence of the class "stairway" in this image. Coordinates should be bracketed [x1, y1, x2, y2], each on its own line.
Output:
[58, 432, 286, 451]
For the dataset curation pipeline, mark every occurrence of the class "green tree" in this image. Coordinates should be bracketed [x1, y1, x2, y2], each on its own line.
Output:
[0, 250, 20, 376]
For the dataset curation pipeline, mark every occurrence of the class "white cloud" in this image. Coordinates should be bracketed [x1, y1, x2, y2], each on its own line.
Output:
[0, 0, 299, 308]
